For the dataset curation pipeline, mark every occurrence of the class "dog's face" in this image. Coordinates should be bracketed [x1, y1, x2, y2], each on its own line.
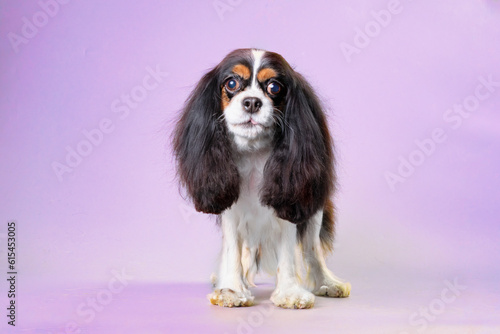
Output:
[174, 48, 334, 222]
[219, 49, 287, 150]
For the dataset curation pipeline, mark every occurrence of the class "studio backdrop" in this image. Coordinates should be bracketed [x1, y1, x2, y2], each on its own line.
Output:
[1, 0, 499, 333]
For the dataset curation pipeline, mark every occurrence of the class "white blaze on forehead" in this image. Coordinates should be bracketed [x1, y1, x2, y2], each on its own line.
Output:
[251, 49, 265, 88]
[223, 49, 274, 151]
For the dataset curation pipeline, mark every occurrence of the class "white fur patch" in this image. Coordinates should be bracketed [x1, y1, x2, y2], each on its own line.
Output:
[271, 285, 315, 309]
[251, 49, 265, 88]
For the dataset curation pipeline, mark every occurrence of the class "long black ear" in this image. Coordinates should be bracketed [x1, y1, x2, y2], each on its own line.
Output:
[260, 72, 335, 224]
[173, 68, 240, 214]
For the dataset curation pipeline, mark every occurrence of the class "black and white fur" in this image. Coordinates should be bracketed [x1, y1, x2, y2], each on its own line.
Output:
[173, 48, 350, 309]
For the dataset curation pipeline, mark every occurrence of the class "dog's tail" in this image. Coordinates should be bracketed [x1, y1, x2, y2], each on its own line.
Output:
[319, 199, 335, 254]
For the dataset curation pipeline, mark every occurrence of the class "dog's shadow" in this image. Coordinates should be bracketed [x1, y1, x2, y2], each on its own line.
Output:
[250, 282, 275, 305]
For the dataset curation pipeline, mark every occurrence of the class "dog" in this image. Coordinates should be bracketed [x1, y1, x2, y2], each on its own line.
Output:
[173, 48, 350, 309]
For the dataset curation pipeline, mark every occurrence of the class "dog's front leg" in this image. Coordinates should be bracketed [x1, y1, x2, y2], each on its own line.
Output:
[271, 219, 315, 309]
[208, 212, 254, 307]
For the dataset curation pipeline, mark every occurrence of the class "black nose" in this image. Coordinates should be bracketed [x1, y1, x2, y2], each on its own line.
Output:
[242, 97, 262, 114]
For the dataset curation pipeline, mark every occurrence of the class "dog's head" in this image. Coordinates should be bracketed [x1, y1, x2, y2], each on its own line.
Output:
[173, 49, 334, 223]
[217, 49, 287, 151]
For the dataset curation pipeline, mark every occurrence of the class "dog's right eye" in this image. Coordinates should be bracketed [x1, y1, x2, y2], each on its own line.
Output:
[267, 81, 281, 95]
[225, 79, 240, 92]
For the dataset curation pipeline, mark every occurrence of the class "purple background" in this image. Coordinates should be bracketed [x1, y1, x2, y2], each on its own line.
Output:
[1, 0, 499, 333]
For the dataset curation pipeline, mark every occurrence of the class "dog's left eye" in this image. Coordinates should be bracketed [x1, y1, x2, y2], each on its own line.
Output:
[225, 79, 240, 92]
[267, 82, 281, 95]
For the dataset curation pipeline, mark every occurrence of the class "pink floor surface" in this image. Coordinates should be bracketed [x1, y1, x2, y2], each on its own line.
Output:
[6, 274, 500, 334]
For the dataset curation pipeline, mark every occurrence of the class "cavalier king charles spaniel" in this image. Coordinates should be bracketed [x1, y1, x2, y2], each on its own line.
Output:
[173, 48, 350, 309]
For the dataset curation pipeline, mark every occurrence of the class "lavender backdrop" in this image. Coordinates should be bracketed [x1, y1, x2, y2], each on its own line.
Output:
[1, 0, 499, 332]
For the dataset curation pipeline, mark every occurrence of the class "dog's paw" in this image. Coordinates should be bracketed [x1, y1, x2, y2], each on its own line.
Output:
[314, 281, 351, 298]
[208, 288, 254, 307]
[271, 286, 315, 309]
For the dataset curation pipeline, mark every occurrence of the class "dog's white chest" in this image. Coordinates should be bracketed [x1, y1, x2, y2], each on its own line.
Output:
[238, 151, 267, 195]
[230, 150, 278, 238]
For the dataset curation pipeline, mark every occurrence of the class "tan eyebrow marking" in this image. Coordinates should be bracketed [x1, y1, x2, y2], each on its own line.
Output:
[221, 86, 230, 110]
[232, 64, 251, 80]
[257, 68, 277, 82]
